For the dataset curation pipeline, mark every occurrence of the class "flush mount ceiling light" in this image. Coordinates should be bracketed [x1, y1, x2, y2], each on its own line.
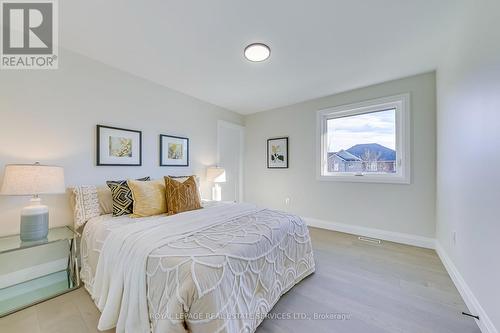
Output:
[244, 43, 271, 62]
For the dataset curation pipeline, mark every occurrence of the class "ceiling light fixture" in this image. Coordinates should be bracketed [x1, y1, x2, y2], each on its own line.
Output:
[244, 43, 270, 62]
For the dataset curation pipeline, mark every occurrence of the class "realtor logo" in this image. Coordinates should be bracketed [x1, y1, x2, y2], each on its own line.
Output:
[1, 0, 58, 69]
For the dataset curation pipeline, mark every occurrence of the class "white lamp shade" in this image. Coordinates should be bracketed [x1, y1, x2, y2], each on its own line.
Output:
[206, 167, 226, 183]
[0, 164, 65, 196]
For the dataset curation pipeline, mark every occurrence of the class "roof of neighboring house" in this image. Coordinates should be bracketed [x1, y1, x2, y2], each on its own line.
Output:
[347, 143, 396, 161]
[329, 150, 362, 162]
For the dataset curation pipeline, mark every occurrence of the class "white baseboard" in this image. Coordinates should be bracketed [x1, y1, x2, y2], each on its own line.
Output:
[435, 242, 498, 333]
[304, 217, 435, 249]
[0, 258, 68, 289]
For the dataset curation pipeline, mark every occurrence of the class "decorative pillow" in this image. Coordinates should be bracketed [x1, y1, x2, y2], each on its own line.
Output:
[169, 175, 202, 198]
[106, 177, 150, 216]
[73, 185, 101, 228]
[169, 175, 200, 186]
[164, 176, 202, 215]
[96, 185, 113, 214]
[128, 179, 167, 217]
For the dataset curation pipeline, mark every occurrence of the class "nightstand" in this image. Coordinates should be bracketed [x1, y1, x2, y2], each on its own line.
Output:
[0, 226, 80, 317]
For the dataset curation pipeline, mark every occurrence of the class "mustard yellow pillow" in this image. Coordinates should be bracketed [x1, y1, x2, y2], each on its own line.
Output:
[164, 176, 202, 215]
[127, 179, 167, 217]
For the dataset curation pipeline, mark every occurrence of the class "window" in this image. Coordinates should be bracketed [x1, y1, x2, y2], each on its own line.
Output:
[317, 94, 410, 183]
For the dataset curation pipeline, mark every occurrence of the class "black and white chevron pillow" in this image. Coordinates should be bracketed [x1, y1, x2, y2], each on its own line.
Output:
[106, 177, 150, 216]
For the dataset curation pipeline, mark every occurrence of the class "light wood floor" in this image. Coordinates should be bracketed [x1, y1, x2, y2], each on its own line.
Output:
[0, 227, 480, 333]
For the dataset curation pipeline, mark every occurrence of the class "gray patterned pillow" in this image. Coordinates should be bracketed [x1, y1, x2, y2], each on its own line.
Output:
[107, 177, 150, 216]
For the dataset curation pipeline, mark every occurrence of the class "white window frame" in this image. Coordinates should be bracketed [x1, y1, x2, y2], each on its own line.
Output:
[316, 93, 411, 184]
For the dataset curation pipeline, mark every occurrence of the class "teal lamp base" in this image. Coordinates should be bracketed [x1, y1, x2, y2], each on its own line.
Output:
[20, 197, 49, 242]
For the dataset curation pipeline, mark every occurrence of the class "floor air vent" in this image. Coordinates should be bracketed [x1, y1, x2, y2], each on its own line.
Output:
[357, 236, 382, 244]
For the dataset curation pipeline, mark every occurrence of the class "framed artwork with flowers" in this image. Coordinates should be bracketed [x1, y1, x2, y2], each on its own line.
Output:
[267, 137, 288, 169]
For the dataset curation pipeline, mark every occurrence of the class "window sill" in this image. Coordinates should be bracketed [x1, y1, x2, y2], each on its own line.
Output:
[317, 174, 410, 184]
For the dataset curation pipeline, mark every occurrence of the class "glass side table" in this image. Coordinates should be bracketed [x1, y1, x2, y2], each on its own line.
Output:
[0, 226, 80, 317]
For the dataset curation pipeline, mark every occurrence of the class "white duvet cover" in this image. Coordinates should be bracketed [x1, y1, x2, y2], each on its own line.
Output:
[81, 202, 315, 333]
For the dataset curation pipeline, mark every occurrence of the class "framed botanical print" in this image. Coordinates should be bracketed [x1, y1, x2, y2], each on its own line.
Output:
[96, 125, 142, 166]
[160, 134, 189, 167]
[267, 137, 289, 169]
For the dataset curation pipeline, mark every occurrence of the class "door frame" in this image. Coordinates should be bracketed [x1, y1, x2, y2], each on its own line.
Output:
[217, 120, 245, 202]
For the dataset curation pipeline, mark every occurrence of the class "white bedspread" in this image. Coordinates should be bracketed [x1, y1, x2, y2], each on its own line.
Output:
[81, 202, 315, 333]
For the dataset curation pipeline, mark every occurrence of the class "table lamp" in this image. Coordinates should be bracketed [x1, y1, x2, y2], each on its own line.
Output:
[0, 163, 65, 241]
[206, 166, 226, 201]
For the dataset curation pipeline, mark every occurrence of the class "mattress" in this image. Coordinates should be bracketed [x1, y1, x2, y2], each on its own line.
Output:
[80, 202, 315, 333]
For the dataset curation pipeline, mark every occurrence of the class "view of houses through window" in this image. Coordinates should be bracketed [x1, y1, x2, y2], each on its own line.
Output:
[327, 109, 396, 174]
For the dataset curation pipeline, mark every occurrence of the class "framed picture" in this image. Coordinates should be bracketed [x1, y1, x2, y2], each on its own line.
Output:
[96, 125, 142, 166]
[267, 137, 289, 168]
[160, 134, 189, 167]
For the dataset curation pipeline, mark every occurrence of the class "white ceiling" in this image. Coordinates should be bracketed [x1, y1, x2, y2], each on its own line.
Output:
[60, 0, 464, 114]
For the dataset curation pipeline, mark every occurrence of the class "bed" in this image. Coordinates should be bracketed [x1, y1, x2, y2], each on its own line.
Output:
[80, 201, 315, 333]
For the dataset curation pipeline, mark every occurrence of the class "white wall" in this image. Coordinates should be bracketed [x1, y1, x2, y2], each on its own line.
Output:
[245, 72, 436, 238]
[436, 0, 500, 331]
[0, 50, 243, 277]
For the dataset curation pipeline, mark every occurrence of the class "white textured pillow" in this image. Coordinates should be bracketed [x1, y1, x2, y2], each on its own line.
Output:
[73, 185, 101, 227]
